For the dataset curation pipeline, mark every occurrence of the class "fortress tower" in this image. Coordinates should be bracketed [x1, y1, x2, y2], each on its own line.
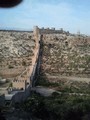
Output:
[33, 26, 40, 41]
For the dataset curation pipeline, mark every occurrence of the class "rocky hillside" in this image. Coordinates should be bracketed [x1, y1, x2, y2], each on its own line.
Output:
[41, 33, 90, 77]
[0, 31, 35, 78]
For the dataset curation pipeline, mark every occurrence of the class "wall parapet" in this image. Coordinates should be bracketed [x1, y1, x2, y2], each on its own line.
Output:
[39, 27, 69, 35]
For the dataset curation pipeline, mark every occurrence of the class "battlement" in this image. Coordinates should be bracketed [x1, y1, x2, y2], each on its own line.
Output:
[34, 26, 69, 35]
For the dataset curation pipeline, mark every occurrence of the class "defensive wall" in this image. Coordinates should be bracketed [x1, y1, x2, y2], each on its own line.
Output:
[2, 26, 71, 104]
[39, 27, 70, 35]
[1, 26, 90, 104]
[4, 26, 41, 103]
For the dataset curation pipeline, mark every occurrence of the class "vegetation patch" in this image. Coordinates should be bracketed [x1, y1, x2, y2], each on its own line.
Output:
[36, 74, 90, 94]
[17, 92, 90, 120]
[36, 75, 60, 87]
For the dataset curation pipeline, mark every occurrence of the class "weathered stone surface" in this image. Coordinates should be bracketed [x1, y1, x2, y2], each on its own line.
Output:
[0, 31, 35, 78]
[41, 33, 90, 77]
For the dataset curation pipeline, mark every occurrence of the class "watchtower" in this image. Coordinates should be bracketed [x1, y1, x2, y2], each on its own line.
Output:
[33, 26, 40, 41]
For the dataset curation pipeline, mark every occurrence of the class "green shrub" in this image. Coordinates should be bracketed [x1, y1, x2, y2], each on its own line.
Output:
[19, 92, 90, 120]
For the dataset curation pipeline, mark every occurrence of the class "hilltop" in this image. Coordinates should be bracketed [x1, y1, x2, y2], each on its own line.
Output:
[36, 26, 90, 94]
[0, 26, 90, 120]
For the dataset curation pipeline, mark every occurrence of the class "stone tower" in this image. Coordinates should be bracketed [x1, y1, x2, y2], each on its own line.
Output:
[33, 26, 39, 41]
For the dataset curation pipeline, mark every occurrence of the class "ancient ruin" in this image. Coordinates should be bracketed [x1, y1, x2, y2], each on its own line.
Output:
[0, 26, 90, 103]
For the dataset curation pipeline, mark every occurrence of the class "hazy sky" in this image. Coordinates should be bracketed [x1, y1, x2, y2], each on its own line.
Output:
[0, 0, 90, 34]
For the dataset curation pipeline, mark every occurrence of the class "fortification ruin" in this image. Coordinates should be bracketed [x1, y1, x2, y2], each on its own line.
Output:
[0, 26, 90, 103]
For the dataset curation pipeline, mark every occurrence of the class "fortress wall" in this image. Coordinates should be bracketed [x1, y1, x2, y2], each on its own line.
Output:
[12, 79, 26, 90]
[9, 26, 41, 103]
[28, 26, 41, 86]
[4, 26, 90, 103]
[30, 45, 41, 86]
[39, 27, 69, 35]
[0, 26, 67, 103]
[39, 29, 63, 34]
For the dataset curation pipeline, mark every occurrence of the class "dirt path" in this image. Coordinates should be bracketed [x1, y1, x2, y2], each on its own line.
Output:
[31, 86, 55, 96]
[47, 75, 90, 83]
[31, 86, 90, 97]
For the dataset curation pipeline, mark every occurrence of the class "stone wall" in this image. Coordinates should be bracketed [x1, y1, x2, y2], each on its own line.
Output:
[39, 27, 69, 35]
[11, 40, 41, 103]
[5, 27, 41, 103]
[2, 26, 90, 103]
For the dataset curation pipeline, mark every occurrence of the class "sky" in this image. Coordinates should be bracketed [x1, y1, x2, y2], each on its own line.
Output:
[0, 0, 90, 35]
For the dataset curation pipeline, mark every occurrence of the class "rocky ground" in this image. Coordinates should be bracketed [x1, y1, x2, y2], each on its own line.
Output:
[0, 31, 35, 79]
[1, 30, 90, 120]
[41, 33, 90, 77]
[36, 32, 90, 94]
